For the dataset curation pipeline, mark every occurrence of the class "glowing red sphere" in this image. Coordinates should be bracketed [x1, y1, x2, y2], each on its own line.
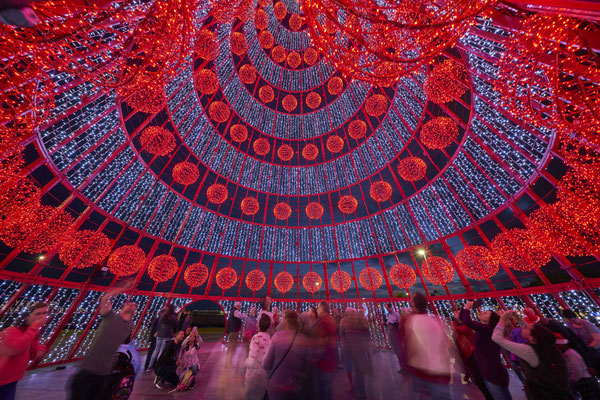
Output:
[277, 144, 294, 161]
[274, 271, 294, 293]
[253, 138, 271, 155]
[195, 29, 220, 60]
[194, 69, 219, 95]
[421, 256, 454, 285]
[303, 271, 322, 293]
[420, 117, 458, 150]
[272, 46, 287, 64]
[207, 183, 228, 204]
[302, 144, 319, 160]
[282, 94, 298, 112]
[491, 229, 551, 272]
[59, 230, 111, 270]
[108, 245, 146, 277]
[216, 267, 238, 290]
[241, 197, 260, 216]
[259, 86, 275, 104]
[140, 126, 176, 156]
[365, 94, 388, 117]
[389, 264, 416, 289]
[305, 202, 324, 219]
[208, 101, 231, 123]
[287, 51, 301, 68]
[184, 263, 209, 287]
[230, 32, 248, 55]
[245, 269, 266, 291]
[274, 202, 292, 220]
[327, 77, 344, 95]
[348, 120, 367, 139]
[148, 254, 179, 283]
[304, 48, 318, 65]
[397, 157, 427, 181]
[370, 181, 392, 202]
[172, 161, 199, 185]
[456, 246, 499, 281]
[330, 270, 352, 293]
[326, 135, 344, 153]
[306, 91, 322, 109]
[230, 124, 248, 143]
[359, 267, 382, 291]
[338, 195, 358, 214]
[239, 64, 257, 85]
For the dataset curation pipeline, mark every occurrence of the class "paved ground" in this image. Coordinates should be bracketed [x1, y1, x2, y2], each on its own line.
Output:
[16, 340, 527, 399]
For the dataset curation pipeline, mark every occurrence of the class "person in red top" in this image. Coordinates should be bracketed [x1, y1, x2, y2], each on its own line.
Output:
[0, 302, 48, 400]
[313, 301, 336, 400]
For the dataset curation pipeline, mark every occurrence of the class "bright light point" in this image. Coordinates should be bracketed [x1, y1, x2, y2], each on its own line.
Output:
[39, 256, 45, 260]
[417, 249, 426, 255]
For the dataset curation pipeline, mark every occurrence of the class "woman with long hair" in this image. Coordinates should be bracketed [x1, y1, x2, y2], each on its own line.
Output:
[492, 310, 572, 400]
[0, 302, 48, 400]
[148, 304, 177, 369]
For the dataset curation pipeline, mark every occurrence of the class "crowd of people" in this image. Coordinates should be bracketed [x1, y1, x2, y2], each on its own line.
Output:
[2, 287, 600, 399]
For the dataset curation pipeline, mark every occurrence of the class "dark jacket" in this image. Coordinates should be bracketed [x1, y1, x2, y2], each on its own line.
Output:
[157, 314, 177, 339]
[149, 317, 160, 342]
[521, 344, 572, 400]
[460, 308, 509, 386]
[155, 339, 181, 369]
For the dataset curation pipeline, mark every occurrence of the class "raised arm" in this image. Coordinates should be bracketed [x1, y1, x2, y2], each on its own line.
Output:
[99, 280, 132, 315]
[459, 304, 487, 332]
[492, 311, 539, 367]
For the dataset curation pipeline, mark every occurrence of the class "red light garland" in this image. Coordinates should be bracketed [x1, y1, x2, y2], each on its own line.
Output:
[389, 264, 416, 289]
[338, 195, 358, 214]
[330, 270, 351, 293]
[274, 271, 294, 293]
[245, 269, 266, 291]
[0, 177, 40, 219]
[420, 256, 454, 285]
[365, 94, 388, 117]
[140, 126, 176, 156]
[420, 117, 458, 150]
[241, 197, 260, 216]
[424, 60, 469, 104]
[230, 124, 249, 143]
[326, 135, 344, 153]
[491, 229, 551, 272]
[194, 69, 219, 95]
[125, 86, 165, 114]
[207, 184, 228, 204]
[348, 120, 367, 140]
[254, 138, 271, 155]
[209, 101, 231, 123]
[397, 157, 427, 182]
[305, 202, 324, 219]
[216, 267, 238, 290]
[289, 14, 303, 31]
[172, 162, 199, 185]
[369, 181, 392, 202]
[303, 271, 322, 293]
[302, 144, 319, 161]
[277, 144, 294, 161]
[148, 254, 179, 283]
[274, 202, 292, 220]
[184, 263, 209, 287]
[455, 246, 499, 281]
[108, 245, 146, 277]
[359, 267, 382, 291]
[59, 230, 111, 270]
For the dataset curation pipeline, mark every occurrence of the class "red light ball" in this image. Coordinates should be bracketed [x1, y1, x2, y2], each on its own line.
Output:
[305, 91, 322, 109]
[302, 144, 319, 160]
[239, 64, 257, 85]
[195, 29, 220, 60]
[59, 230, 111, 270]
[184, 263, 209, 287]
[456, 246, 499, 281]
[421, 256, 454, 285]
[365, 94, 388, 117]
[172, 161, 199, 185]
[491, 229, 551, 272]
[253, 138, 271, 155]
[370, 181, 392, 202]
[277, 144, 294, 161]
[255, 9, 269, 30]
[348, 120, 367, 139]
[359, 267, 382, 291]
[148, 254, 179, 283]
[338, 195, 358, 214]
[245, 269, 266, 291]
[208, 101, 231, 123]
[274, 271, 294, 293]
[259, 86, 275, 104]
[207, 183, 228, 204]
[108, 245, 146, 277]
[389, 264, 416, 289]
[282, 94, 298, 112]
[216, 267, 238, 290]
[274, 202, 292, 220]
[140, 126, 176, 156]
[230, 124, 248, 143]
[326, 135, 344, 153]
[397, 157, 427, 181]
[305, 202, 324, 219]
[420, 117, 458, 150]
[194, 69, 219, 95]
[289, 14, 303, 31]
[273, 1, 287, 20]
[327, 77, 344, 95]
[330, 270, 351, 293]
[304, 48, 318, 65]
[303, 271, 322, 293]
[259, 31, 274, 49]
[230, 32, 248, 55]
[241, 197, 260, 216]
[287, 51, 301, 68]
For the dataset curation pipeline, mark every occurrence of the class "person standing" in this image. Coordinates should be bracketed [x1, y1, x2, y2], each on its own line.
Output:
[492, 310, 572, 400]
[226, 301, 247, 365]
[263, 310, 310, 400]
[403, 293, 452, 399]
[340, 307, 372, 400]
[147, 304, 177, 370]
[245, 314, 271, 400]
[0, 302, 48, 400]
[460, 301, 511, 400]
[313, 301, 337, 400]
[68, 282, 136, 400]
[144, 308, 164, 371]
[258, 297, 275, 336]
[508, 308, 539, 383]
[385, 303, 403, 373]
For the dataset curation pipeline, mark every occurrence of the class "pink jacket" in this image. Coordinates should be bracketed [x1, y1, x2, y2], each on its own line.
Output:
[0, 325, 46, 385]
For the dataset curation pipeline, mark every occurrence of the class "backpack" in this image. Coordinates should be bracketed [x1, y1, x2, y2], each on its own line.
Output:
[176, 368, 195, 391]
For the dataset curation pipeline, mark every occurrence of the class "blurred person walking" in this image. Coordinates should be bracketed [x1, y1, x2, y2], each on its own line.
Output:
[385, 302, 404, 373]
[312, 301, 337, 400]
[340, 307, 372, 400]
[493, 310, 572, 400]
[0, 302, 48, 400]
[403, 293, 452, 399]
[68, 282, 136, 400]
[263, 310, 310, 400]
[460, 301, 511, 400]
[245, 314, 271, 400]
[147, 304, 177, 370]
[225, 301, 247, 365]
